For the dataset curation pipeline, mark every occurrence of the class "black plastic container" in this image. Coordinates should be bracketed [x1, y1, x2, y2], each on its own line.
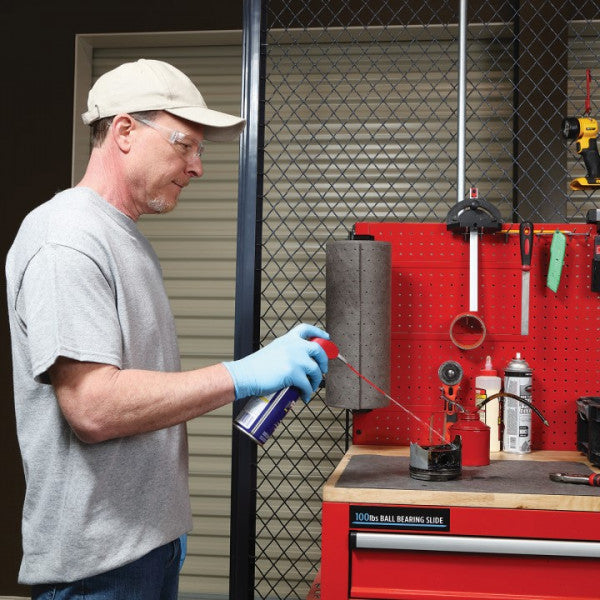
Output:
[576, 397, 600, 466]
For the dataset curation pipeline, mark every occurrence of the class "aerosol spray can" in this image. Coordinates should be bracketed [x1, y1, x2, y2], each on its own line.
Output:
[234, 387, 302, 445]
[502, 352, 533, 453]
[233, 338, 340, 445]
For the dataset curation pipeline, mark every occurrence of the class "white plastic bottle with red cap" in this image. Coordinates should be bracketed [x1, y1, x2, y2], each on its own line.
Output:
[475, 356, 502, 452]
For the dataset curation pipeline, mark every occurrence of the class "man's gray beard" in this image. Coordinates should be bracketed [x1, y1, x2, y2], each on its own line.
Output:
[147, 196, 171, 214]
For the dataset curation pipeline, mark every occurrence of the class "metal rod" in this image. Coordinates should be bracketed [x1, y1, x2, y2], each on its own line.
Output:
[500, 228, 593, 238]
[469, 229, 478, 311]
[457, 0, 468, 205]
[229, 0, 266, 598]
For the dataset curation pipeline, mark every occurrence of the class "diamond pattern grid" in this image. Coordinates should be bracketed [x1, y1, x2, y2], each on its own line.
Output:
[251, 1, 600, 598]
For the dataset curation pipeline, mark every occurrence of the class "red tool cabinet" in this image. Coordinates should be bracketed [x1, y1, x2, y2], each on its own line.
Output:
[318, 223, 600, 600]
[320, 447, 600, 600]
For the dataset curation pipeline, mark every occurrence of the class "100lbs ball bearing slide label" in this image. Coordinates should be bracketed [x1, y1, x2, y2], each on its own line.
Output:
[350, 506, 450, 532]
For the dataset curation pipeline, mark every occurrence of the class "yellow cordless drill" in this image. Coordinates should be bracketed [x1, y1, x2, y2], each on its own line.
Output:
[562, 116, 600, 190]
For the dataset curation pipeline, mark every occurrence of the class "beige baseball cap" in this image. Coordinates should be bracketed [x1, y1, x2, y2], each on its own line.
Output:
[81, 59, 246, 142]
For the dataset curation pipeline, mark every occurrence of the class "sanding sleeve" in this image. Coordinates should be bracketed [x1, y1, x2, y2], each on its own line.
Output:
[325, 240, 391, 409]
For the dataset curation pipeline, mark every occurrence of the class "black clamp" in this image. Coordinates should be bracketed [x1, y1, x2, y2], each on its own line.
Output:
[445, 198, 503, 236]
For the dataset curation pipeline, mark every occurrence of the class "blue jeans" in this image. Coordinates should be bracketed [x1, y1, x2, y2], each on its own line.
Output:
[31, 539, 181, 600]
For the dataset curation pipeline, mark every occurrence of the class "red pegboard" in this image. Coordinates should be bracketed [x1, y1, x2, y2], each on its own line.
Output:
[352, 222, 600, 450]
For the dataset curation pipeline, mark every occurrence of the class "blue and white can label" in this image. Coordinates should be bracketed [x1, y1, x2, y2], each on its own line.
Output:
[234, 387, 299, 445]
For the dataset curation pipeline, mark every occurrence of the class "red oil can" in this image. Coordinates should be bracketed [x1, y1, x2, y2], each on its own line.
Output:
[449, 410, 490, 466]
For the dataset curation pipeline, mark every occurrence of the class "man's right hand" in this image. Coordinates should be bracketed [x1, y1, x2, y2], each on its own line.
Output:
[222, 324, 330, 403]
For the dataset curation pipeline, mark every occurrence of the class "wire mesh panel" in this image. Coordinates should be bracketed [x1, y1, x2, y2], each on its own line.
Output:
[247, 1, 600, 598]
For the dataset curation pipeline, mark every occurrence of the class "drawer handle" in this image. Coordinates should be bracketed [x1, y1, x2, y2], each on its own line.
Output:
[351, 532, 600, 558]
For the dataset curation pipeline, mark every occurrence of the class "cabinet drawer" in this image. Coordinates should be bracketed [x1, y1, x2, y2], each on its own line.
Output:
[350, 533, 600, 600]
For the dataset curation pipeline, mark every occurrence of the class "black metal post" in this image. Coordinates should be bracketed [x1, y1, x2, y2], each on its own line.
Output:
[229, 0, 266, 599]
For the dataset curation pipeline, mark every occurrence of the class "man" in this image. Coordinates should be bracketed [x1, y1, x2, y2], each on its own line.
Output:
[6, 59, 329, 599]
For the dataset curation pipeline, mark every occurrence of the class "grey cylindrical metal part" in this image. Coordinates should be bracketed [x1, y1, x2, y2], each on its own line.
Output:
[325, 240, 391, 409]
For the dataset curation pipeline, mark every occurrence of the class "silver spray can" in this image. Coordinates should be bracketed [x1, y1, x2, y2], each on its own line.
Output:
[502, 353, 533, 453]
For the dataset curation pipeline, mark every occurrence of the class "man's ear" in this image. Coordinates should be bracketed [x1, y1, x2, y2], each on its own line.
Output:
[110, 114, 135, 153]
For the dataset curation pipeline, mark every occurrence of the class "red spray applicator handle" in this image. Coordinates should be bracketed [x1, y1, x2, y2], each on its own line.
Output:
[310, 337, 340, 360]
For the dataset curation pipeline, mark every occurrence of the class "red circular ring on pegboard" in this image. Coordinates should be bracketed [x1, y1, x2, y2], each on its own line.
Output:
[449, 313, 486, 350]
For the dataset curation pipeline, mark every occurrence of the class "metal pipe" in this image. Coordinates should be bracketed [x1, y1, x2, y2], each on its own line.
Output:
[457, 0, 468, 205]
[229, 0, 266, 598]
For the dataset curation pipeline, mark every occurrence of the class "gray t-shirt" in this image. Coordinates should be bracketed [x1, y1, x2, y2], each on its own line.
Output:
[6, 187, 192, 584]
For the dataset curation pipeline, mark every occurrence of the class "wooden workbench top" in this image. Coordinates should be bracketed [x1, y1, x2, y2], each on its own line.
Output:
[323, 445, 600, 512]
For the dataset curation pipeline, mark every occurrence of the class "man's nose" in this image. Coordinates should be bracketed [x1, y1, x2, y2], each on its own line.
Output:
[187, 156, 203, 178]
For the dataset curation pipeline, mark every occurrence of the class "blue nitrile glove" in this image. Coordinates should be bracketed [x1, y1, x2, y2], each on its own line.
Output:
[178, 534, 187, 572]
[223, 323, 330, 403]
